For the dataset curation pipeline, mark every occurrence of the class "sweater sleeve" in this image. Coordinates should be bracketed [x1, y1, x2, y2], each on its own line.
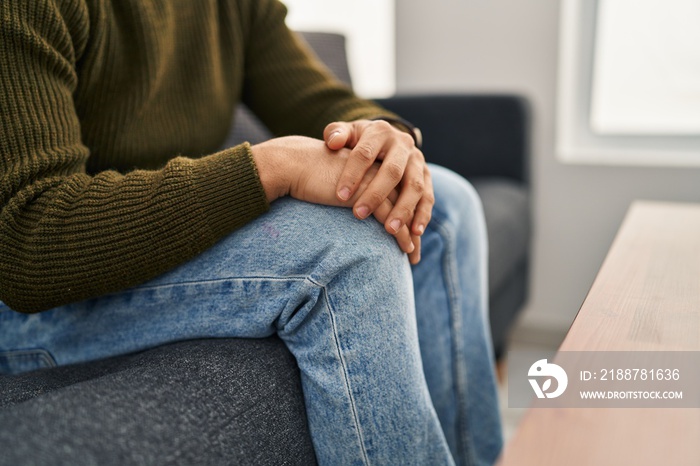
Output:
[239, 0, 396, 139]
[0, 1, 269, 313]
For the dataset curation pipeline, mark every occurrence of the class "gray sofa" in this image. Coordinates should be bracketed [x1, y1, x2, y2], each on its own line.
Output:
[0, 338, 316, 465]
[0, 32, 529, 464]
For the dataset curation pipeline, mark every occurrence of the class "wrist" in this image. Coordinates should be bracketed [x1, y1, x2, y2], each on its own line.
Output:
[251, 142, 290, 203]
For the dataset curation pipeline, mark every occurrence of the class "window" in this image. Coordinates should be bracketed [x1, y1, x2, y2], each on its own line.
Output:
[557, 0, 700, 166]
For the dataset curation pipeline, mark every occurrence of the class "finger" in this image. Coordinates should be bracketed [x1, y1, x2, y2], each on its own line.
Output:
[352, 144, 409, 220]
[387, 188, 399, 205]
[408, 234, 422, 265]
[323, 122, 353, 151]
[384, 153, 425, 233]
[336, 121, 390, 204]
[411, 165, 434, 236]
[373, 198, 414, 254]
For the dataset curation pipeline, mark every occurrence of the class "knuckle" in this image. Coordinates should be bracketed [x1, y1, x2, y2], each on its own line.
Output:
[419, 209, 433, 224]
[407, 177, 425, 195]
[418, 202, 433, 216]
[373, 120, 394, 133]
[366, 190, 386, 207]
[354, 143, 376, 163]
[383, 161, 404, 182]
[398, 132, 414, 146]
[396, 204, 414, 220]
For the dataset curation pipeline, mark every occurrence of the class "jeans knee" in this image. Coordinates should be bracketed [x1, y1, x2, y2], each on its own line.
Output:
[327, 213, 410, 282]
[271, 199, 412, 288]
[271, 201, 416, 336]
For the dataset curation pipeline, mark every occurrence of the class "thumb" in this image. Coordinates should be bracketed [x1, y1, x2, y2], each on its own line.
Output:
[323, 122, 352, 150]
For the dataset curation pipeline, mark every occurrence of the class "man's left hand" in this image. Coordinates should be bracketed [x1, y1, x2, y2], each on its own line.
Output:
[323, 119, 434, 264]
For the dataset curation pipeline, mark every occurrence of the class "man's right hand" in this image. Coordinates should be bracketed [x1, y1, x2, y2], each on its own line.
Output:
[252, 135, 369, 205]
[251, 136, 418, 259]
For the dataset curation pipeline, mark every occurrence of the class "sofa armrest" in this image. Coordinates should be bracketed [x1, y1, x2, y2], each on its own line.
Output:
[374, 94, 529, 184]
[0, 338, 317, 466]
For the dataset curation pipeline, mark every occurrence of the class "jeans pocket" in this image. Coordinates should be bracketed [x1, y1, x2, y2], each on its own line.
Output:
[0, 349, 57, 375]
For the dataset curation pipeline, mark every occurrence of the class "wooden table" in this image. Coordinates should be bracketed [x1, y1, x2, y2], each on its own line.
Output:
[498, 201, 700, 466]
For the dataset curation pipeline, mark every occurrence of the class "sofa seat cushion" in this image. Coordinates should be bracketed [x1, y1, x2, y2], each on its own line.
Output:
[471, 178, 530, 298]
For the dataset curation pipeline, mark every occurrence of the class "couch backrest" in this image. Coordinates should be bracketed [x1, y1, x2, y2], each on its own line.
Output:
[223, 32, 529, 184]
[223, 32, 352, 147]
[376, 95, 529, 183]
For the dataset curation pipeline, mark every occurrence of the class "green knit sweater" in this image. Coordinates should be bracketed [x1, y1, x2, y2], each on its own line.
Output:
[0, 0, 392, 313]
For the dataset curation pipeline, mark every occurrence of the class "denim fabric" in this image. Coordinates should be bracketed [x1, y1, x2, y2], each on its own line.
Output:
[412, 166, 503, 465]
[0, 164, 502, 466]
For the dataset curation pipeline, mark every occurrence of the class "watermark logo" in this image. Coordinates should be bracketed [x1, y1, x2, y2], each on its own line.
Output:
[528, 359, 568, 399]
[509, 351, 698, 408]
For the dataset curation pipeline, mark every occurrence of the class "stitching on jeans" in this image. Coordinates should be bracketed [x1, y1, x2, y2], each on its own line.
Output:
[320, 285, 371, 466]
[121, 276, 310, 293]
[432, 216, 477, 466]
[0, 348, 58, 370]
[305, 277, 323, 288]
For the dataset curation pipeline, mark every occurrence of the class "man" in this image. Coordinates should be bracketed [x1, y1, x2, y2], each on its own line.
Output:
[0, 1, 502, 464]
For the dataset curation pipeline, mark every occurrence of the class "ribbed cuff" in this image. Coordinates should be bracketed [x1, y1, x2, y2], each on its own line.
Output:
[189, 142, 270, 241]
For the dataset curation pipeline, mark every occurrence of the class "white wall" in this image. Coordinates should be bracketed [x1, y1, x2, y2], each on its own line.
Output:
[282, 0, 395, 98]
[395, 0, 700, 333]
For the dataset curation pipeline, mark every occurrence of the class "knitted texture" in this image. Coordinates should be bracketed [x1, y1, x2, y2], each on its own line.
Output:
[0, 0, 391, 313]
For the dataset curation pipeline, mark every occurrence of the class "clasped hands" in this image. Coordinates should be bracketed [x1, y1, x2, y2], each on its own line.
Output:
[251, 119, 434, 264]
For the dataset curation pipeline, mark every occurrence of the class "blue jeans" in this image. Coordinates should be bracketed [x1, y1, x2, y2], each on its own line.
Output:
[0, 164, 502, 465]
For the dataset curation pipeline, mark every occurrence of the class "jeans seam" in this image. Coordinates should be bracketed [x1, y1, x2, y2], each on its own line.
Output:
[0, 348, 58, 372]
[311, 278, 370, 466]
[119, 276, 310, 294]
[432, 216, 476, 466]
